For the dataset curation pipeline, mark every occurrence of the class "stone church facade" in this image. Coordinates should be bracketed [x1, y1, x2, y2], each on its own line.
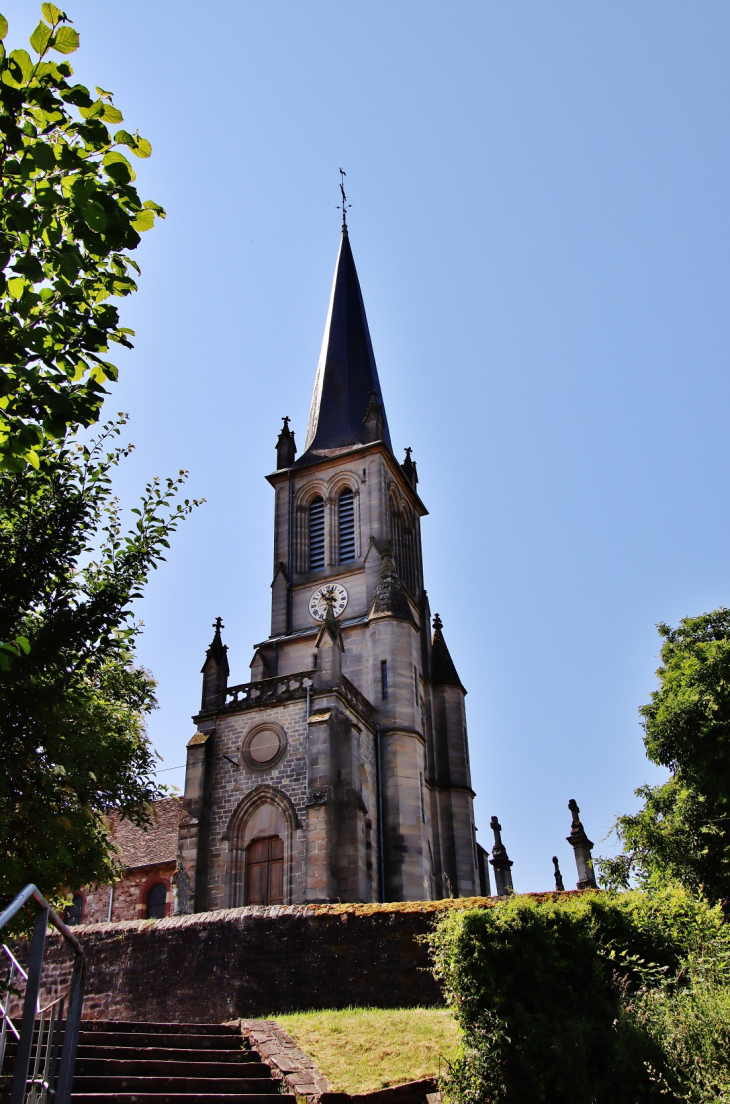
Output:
[178, 226, 488, 908]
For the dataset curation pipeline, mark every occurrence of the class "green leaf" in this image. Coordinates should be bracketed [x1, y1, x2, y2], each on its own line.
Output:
[131, 135, 152, 158]
[31, 142, 56, 170]
[79, 100, 103, 120]
[114, 130, 152, 158]
[51, 25, 79, 54]
[0, 14, 8, 40]
[41, 3, 64, 24]
[102, 150, 135, 184]
[61, 83, 92, 107]
[26, 450, 39, 469]
[29, 19, 52, 55]
[130, 209, 154, 232]
[2, 48, 34, 87]
[11, 255, 44, 282]
[83, 200, 107, 232]
[7, 277, 26, 300]
[95, 85, 113, 99]
[100, 104, 123, 124]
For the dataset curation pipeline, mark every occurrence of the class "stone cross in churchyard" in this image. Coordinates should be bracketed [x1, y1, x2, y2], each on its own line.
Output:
[489, 815, 514, 896]
[566, 799, 598, 890]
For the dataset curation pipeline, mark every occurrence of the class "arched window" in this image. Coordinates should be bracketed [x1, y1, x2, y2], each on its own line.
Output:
[389, 499, 418, 595]
[246, 835, 284, 905]
[146, 882, 167, 919]
[65, 893, 84, 926]
[309, 496, 325, 571]
[402, 511, 417, 594]
[338, 488, 355, 563]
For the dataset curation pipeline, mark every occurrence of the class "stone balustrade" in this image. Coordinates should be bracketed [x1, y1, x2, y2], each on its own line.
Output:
[223, 669, 375, 725]
[225, 671, 315, 709]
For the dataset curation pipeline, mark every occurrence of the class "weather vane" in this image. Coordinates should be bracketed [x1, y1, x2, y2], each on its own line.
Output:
[337, 167, 351, 231]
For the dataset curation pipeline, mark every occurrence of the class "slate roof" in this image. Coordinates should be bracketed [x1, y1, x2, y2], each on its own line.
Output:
[108, 796, 183, 870]
[298, 230, 392, 466]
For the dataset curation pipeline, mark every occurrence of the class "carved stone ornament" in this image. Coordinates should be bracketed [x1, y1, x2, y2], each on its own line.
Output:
[241, 721, 288, 771]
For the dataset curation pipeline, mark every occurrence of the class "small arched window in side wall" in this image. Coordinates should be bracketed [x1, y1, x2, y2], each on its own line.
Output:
[309, 496, 325, 571]
[338, 488, 355, 563]
[65, 893, 84, 926]
[146, 882, 167, 919]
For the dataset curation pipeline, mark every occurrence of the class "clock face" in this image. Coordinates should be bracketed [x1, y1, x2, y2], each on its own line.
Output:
[309, 583, 348, 622]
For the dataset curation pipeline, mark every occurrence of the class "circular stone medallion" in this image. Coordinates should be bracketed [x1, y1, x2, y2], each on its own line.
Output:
[242, 722, 287, 771]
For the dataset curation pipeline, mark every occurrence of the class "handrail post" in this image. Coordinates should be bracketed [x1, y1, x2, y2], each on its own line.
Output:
[54, 954, 84, 1104]
[10, 905, 48, 1104]
[0, 959, 17, 1069]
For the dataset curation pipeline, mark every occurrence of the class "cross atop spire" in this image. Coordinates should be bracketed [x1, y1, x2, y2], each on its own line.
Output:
[337, 167, 351, 233]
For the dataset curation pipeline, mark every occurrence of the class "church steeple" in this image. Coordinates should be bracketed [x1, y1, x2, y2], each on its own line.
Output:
[299, 231, 392, 465]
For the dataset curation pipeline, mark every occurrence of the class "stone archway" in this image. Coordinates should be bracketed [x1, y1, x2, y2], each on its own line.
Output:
[225, 786, 299, 907]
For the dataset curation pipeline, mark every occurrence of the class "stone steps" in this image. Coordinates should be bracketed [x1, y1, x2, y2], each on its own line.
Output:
[75, 1059, 269, 1077]
[72, 1096, 284, 1104]
[76, 1030, 244, 1050]
[65, 1020, 292, 1103]
[75, 1046, 255, 1063]
[73, 1077, 278, 1094]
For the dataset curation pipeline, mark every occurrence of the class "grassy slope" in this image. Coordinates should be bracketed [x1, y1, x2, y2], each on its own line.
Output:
[271, 1007, 460, 1095]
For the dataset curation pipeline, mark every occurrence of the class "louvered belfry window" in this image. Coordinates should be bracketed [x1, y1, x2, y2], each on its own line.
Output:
[309, 496, 325, 571]
[338, 488, 355, 563]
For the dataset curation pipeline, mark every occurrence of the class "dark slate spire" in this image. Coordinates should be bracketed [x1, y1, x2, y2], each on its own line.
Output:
[430, 614, 464, 690]
[299, 231, 392, 465]
[369, 543, 415, 625]
[402, 447, 418, 490]
[200, 617, 229, 711]
[276, 416, 296, 469]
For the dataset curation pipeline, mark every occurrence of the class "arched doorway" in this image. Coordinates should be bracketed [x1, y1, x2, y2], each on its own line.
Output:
[245, 835, 284, 905]
[225, 785, 299, 907]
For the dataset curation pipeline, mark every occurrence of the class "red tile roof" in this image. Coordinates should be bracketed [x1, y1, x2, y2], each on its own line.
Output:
[108, 797, 183, 870]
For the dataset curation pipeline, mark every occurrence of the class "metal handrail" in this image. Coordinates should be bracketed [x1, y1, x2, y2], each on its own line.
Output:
[0, 943, 26, 1060]
[0, 885, 85, 1104]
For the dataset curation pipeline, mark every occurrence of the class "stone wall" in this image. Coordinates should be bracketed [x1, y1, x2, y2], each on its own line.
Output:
[80, 864, 175, 924]
[17, 898, 519, 1023]
[208, 699, 310, 910]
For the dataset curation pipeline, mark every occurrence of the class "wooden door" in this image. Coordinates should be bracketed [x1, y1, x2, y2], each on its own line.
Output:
[245, 835, 284, 905]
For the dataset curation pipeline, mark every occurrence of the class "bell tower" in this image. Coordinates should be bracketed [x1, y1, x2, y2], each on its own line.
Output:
[179, 222, 485, 908]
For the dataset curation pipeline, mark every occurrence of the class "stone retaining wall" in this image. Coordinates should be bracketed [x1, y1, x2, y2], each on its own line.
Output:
[17, 898, 508, 1023]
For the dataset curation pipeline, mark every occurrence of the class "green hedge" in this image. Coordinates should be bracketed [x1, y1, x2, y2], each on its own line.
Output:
[428, 887, 730, 1103]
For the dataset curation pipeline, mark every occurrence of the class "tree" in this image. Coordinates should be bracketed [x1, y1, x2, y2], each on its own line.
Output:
[0, 4, 164, 472]
[0, 419, 199, 908]
[599, 609, 730, 902]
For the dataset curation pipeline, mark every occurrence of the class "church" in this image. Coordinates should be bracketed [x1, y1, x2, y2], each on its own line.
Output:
[177, 221, 489, 909]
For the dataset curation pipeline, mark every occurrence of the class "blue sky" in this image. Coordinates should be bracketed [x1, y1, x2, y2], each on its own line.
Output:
[7, 1, 730, 892]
